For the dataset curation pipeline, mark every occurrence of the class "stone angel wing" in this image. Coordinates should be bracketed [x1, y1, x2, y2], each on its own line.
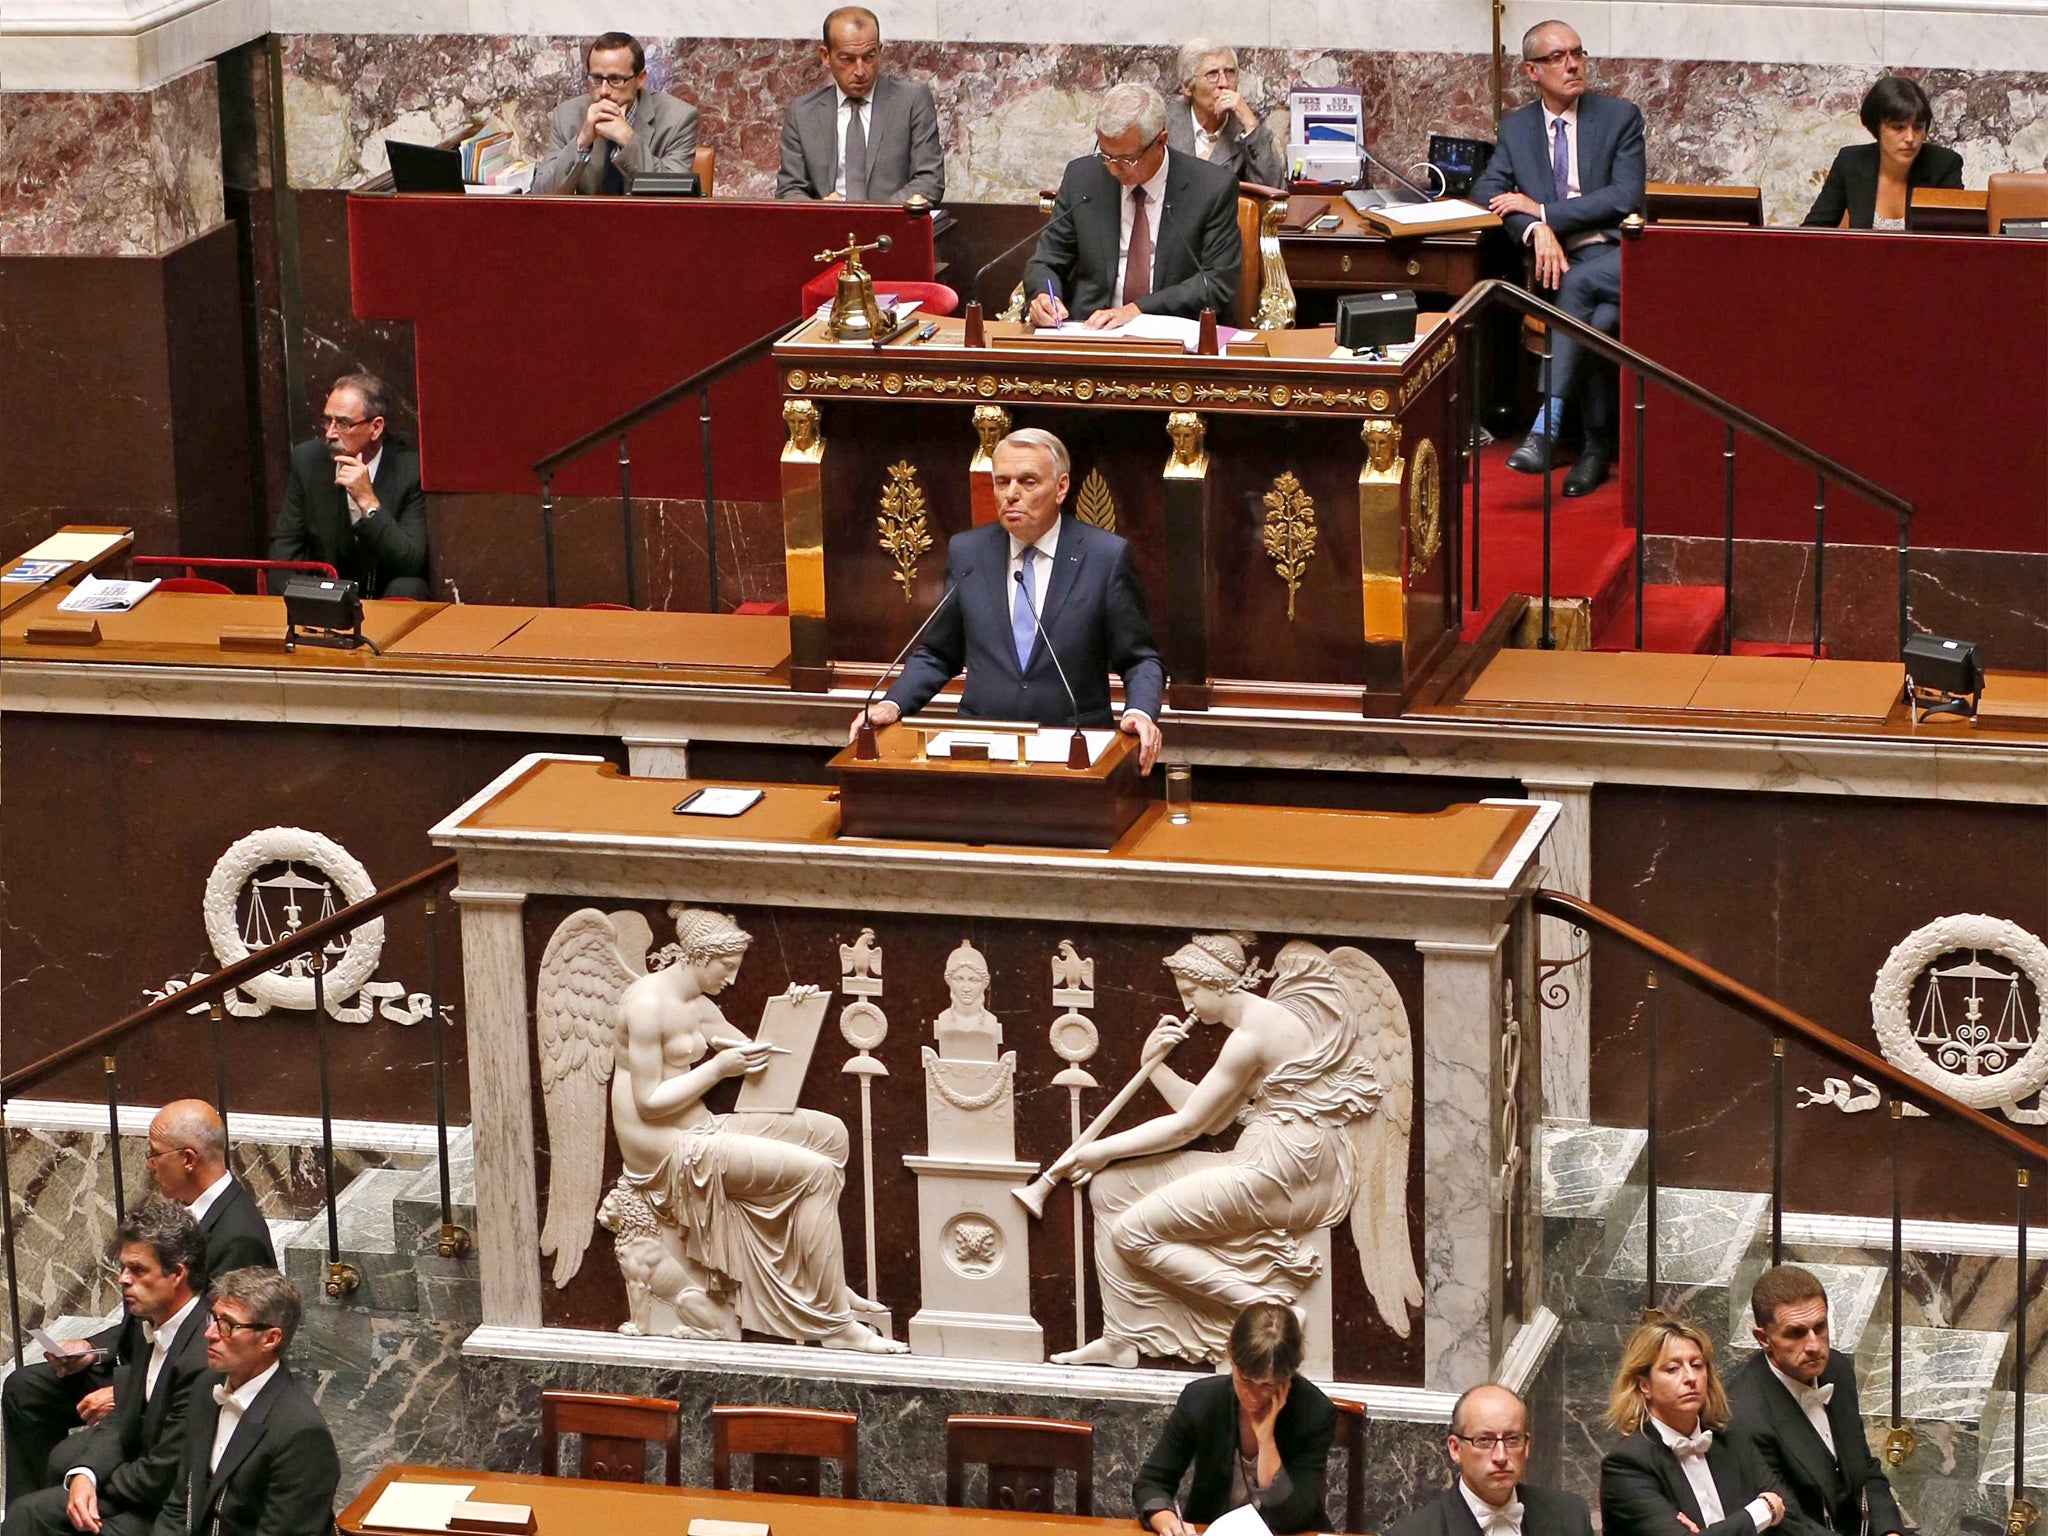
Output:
[1329, 945, 1424, 1337]
[536, 908, 651, 1287]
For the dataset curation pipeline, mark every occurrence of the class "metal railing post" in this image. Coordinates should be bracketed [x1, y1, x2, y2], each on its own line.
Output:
[104, 1055, 125, 1223]
[617, 435, 637, 609]
[539, 475, 558, 608]
[700, 385, 720, 612]
[1812, 475, 1827, 658]
[1539, 334, 1557, 649]
[1886, 1099, 1910, 1466]
[312, 957, 359, 1297]
[1633, 374, 1647, 649]
[0, 1106, 22, 1367]
[1722, 425, 1736, 654]
[1471, 337, 1484, 611]
[211, 1001, 230, 1157]
[1771, 1036, 1785, 1265]
[2017, 1169, 2032, 1528]
[1645, 972, 1660, 1315]
[425, 897, 469, 1259]
[1897, 525, 1911, 658]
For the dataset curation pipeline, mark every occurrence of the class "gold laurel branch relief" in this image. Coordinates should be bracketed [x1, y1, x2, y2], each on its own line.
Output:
[1261, 471, 1319, 621]
[877, 460, 932, 601]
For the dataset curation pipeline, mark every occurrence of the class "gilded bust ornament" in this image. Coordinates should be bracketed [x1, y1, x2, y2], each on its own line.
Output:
[876, 460, 933, 601]
[782, 399, 822, 462]
[970, 405, 1011, 473]
[1164, 412, 1209, 478]
[1361, 417, 1402, 479]
[1407, 438, 1442, 580]
[1260, 472, 1319, 621]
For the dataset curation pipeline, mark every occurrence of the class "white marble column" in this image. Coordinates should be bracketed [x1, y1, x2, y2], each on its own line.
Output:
[1523, 779, 1592, 1124]
[1416, 927, 1507, 1391]
[622, 736, 690, 778]
[454, 885, 542, 1329]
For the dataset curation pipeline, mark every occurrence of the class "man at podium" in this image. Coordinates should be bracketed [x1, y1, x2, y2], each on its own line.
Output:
[848, 429, 1165, 770]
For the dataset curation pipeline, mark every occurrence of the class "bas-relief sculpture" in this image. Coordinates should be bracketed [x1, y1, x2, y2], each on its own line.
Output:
[528, 912, 1425, 1371]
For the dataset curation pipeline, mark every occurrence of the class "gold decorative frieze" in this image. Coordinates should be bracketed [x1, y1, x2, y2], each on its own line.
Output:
[1076, 469, 1118, 531]
[1164, 413, 1208, 480]
[785, 364, 1435, 417]
[1261, 471, 1319, 621]
[781, 398, 823, 464]
[970, 405, 1011, 472]
[1398, 334, 1458, 409]
[877, 460, 932, 602]
[1408, 437, 1442, 580]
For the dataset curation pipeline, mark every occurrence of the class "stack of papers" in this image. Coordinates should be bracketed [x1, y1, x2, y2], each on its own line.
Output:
[1360, 197, 1494, 230]
[1029, 315, 1237, 354]
[358, 1480, 475, 1532]
[56, 575, 158, 613]
[927, 728, 1114, 764]
[2, 558, 73, 584]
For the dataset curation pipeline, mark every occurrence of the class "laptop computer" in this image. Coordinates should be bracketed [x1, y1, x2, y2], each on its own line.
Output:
[386, 139, 464, 193]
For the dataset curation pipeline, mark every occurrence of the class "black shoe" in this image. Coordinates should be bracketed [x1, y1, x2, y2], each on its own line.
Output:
[1505, 430, 1563, 474]
[1562, 446, 1611, 497]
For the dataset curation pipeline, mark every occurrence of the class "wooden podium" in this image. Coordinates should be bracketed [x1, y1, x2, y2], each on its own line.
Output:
[775, 315, 1463, 716]
[828, 722, 1148, 849]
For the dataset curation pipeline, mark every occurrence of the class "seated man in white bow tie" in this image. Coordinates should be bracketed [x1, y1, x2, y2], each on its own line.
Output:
[1602, 1317, 1790, 1536]
[1728, 1266, 1903, 1536]
[1390, 1384, 1592, 1536]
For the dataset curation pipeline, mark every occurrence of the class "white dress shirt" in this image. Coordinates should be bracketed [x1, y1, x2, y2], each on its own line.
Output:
[1767, 1359, 1838, 1458]
[211, 1362, 280, 1473]
[187, 1169, 234, 1223]
[1007, 521, 1060, 618]
[1534, 103, 1611, 252]
[1461, 1479, 1524, 1535]
[833, 86, 869, 198]
[1114, 155, 1171, 306]
[1192, 117, 1220, 162]
[1649, 1415, 1779, 1532]
[66, 1293, 204, 1490]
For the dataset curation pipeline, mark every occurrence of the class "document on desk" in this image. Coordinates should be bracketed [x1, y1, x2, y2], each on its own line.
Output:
[1020, 728, 1114, 765]
[56, 575, 158, 612]
[17, 529, 127, 564]
[1032, 315, 1222, 352]
[1206, 1503, 1276, 1536]
[1358, 197, 1496, 232]
[358, 1480, 476, 1532]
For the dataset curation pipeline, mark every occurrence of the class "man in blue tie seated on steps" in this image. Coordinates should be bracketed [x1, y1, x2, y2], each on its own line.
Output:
[1389, 1384, 1594, 1536]
[1471, 19, 1645, 498]
[846, 427, 1165, 771]
[1728, 1265, 1903, 1536]
[531, 32, 700, 196]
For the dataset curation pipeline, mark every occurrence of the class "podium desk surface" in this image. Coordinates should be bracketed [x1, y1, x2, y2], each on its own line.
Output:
[342, 1463, 1133, 1536]
[440, 756, 1545, 886]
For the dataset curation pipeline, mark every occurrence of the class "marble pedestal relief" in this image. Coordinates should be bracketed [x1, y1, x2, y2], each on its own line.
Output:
[905, 940, 1044, 1360]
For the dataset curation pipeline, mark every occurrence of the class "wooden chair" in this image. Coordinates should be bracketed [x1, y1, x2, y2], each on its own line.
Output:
[1329, 1397, 1370, 1533]
[693, 144, 716, 196]
[944, 1414, 1093, 1515]
[540, 1388, 682, 1485]
[1232, 192, 1265, 327]
[711, 1405, 859, 1498]
[1987, 171, 2048, 233]
[1644, 181, 1762, 227]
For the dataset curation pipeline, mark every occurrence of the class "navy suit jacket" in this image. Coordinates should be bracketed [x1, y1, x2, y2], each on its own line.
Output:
[1021, 149, 1242, 321]
[1471, 92, 1646, 244]
[1728, 1350, 1902, 1536]
[883, 515, 1164, 726]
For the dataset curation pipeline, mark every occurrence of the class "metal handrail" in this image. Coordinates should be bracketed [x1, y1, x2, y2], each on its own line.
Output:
[531, 317, 799, 480]
[0, 858, 457, 1100]
[1442, 278, 1914, 527]
[1535, 888, 2044, 1166]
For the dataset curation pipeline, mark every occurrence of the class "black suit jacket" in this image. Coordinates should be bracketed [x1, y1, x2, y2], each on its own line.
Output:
[883, 515, 1164, 725]
[1470, 92, 1647, 243]
[270, 437, 428, 598]
[78, 1303, 212, 1517]
[1022, 149, 1242, 321]
[1728, 1351, 1902, 1536]
[1389, 1482, 1595, 1536]
[1801, 143, 1964, 228]
[1602, 1423, 1793, 1536]
[89, 1180, 277, 1370]
[152, 1367, 339, 1536]
[1132, 1373, 1335, 1534]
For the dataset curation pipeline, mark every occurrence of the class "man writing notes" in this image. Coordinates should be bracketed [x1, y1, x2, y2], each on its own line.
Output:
[269, 373, 428, 599]
[532, 33, 699, 195]
[1389, 1384, 1595, 1536]
[845, 428, 1165, 770]
[1023, 82, 1242, 328]
[777, 7, 945, 203]
[1729, 1265, 1904, 1536]
[1472, 19, 1644, 497]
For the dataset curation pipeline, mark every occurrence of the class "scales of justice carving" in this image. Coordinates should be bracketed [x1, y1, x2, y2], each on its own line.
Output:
[533, 912, 1424, 1369]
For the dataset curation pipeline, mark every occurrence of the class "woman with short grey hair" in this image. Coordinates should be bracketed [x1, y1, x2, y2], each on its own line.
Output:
[1164, 39, 1283, 188]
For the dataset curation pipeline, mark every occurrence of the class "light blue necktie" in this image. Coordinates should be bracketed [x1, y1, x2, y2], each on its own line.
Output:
[1011, 546, 1039, 670]
[1552, 116, 1570, 202]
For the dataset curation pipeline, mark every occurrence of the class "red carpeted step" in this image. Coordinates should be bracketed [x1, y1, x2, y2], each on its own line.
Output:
[1460, 444, 1637, 642]
[1591, 584, 1724, 653]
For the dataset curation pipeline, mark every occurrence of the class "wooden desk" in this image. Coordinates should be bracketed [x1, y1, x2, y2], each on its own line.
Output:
[1277, 198, 1488, 294]
[342, 1465, 1133, 1536]
[0, 525, 135, 616]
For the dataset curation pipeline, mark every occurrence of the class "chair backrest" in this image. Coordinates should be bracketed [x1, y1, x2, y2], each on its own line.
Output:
[944, 1414, 1093, 1515]
[540, 1388, 682, 1485]
[1987, 171, 2048, 233]
[694, 145, 716, 196]
[1329, 1397, 1370, 1533]
[155, 576, 234, 595]
[1644, 181, 1763, 227]
[1233, 193, 1265, 328]
[1906, 186, 1989, 233]
[711, 1405, 859, 1498]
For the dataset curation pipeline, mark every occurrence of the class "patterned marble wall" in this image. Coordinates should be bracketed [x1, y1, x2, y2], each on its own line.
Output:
[278, 34, 2048, 224]
[0, 63, 226, 258]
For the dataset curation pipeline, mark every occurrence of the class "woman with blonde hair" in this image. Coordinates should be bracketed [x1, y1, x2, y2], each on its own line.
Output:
[1601, 1317, 1790, 1536]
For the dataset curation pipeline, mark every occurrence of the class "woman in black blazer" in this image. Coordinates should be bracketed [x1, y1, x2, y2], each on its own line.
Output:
[1805, 75, 1964, 228]
[1132, 1303, 1336, 1535]
[1600, 1317, 1792, 1536]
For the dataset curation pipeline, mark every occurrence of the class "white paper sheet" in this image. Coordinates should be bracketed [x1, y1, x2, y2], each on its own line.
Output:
[672, 786, 764, 817]
[358, 1480, 475, 1533]
[1019, 728, 1114, 765]
[56, 575, 158, 612]
[17, 530, 126, 563]
[1363, 197, 1489, 227]
[1206, 1502, 1276, 1536]
[926, 729, 1021, 761]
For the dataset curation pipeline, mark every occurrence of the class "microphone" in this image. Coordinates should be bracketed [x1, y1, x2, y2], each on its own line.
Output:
[1013, 562, 1091, 770]
[973, 193, 1087, 310]
[855, 575, 964, 759]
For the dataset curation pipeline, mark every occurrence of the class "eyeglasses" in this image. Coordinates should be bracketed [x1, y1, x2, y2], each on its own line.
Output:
[1096, 132, 1165, 169]
[1454, 1432, 1532, 1452]
[1528, 46, 1588, 66]
[208, 1311, 269, 1337]
[1197, 66, 1238, 82]
[321, 414, 372, 431]
[587, 71, 640, 87]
